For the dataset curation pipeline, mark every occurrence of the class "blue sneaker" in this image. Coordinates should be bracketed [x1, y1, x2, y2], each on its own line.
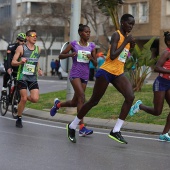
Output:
[129, 100, 142, 116]
[50, 98, 60, 116]
[79, 126, 93, 137]
[159, 133, 170, 142]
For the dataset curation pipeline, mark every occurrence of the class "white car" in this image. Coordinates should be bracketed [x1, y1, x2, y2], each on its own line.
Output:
[58, 66, 68, 80]
[0, 62, 5, 75]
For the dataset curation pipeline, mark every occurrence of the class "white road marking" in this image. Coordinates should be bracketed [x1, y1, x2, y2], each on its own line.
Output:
[0, 116, 159, 141]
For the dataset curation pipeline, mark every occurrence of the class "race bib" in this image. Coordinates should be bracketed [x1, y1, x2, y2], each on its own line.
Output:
[118, 48, 129, 63]
[77, 50, 91, 63]
[22, 63, 35, 75]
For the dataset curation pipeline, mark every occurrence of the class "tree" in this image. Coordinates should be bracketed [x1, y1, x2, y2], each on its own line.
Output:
[81, 0, 113, 52]
[18, 0, 71, 75]
[125, 37, 159, 91]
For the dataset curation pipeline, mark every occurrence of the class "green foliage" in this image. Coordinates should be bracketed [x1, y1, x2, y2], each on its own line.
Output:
[26, 85, 169, 125]
[125, 37, 159, 91]
[94, 0, 123, 30]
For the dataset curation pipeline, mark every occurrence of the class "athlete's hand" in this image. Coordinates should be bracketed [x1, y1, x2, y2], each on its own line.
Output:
[125, 34, 134, 44]
[87, 54, 93, 61]
[38, 69, 43, 76]
[70, 52, 77, 58]
[21, 58, 27, 64]
[130, 39, 136, 49]
[7, 68, 12, 75]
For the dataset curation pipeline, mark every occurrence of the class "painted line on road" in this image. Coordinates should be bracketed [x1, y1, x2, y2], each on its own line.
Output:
[0, 116, 159, 141]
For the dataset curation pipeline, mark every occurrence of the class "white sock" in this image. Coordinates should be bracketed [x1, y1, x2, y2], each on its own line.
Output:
[69, 116, 81, 130]
[112, 118, 124, 133]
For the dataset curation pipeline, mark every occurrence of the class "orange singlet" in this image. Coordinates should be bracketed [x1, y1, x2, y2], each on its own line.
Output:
[100, 30, 130, 76]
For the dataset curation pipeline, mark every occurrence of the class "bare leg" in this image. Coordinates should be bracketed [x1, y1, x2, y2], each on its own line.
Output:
[60, 78, 87, 126]
[18, 89, 28, 117]
[139, 91, 165, 116]
[77, 76, 109, 119]
[112, 75, 135, 120]
[162, 90, 170, 134]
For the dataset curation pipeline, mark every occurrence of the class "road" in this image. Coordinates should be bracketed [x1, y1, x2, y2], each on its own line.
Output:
[0, 76, 170, 170]
[0, 114, 170, 170]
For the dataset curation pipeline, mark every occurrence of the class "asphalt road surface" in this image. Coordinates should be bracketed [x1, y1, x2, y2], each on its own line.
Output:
[0, 114, 170, 170]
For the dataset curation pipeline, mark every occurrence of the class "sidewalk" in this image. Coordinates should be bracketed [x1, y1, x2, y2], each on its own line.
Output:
[22, 107, 164, 135]
[25, 76, 164, 135]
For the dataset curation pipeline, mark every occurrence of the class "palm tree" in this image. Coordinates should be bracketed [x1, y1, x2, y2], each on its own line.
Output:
[94, 0, 124, 30]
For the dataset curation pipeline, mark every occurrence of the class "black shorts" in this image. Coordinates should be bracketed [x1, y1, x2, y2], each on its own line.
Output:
[17, 80, 39, 91]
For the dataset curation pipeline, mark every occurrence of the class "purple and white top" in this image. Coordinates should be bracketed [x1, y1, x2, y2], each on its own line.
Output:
[69, 40, 95, 80]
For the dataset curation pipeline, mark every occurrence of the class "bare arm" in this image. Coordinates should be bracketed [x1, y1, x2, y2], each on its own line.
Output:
[154, 51, 170, 74]
[59, 44, 76, 59]
[110, 32, 134, 60]
[11, 45, 26, 66]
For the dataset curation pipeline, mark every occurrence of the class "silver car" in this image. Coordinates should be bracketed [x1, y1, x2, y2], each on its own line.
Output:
[0, 62, 5, 75]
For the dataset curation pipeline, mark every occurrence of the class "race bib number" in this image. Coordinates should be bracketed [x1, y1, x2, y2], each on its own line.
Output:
[22, 63, 35, 75]
[118, 48, 129, 63]
[77, 50, 91, 63]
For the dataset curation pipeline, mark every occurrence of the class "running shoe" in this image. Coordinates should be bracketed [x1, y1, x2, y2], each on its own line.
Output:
[16, 116, 23, 128]
[79, 126, 93, 137]
[66, 124, 76, 143]
[50, 98, 60, 116]
[129, 100, 142, 116]
[108, 130, 128, 144]
[159, 133, 170, 142]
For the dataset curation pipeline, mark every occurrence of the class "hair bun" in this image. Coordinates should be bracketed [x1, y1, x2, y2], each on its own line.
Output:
[79, 24, 83, 27]
[164, 31, 170, 37]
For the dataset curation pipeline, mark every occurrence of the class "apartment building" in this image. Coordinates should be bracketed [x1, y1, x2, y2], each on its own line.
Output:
[0, 0, 70, 74]
[122, 0, 170, 53]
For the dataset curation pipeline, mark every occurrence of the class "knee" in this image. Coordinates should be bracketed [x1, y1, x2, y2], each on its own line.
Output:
[20, 96, 27, 103]
[154, 111, 161, 116]
[30, 96, 39, 103]
[89, 99, 99, 107]
[126, 93, 135, 104]
[77, 94, 85, 104]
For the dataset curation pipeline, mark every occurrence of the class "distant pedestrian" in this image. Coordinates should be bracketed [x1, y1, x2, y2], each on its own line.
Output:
[129, 31, 170, 142]
[55, 59, 59, 75]
[89, 61, 95, 81]
[66, 14, 136, 144]
[50, 59, 56, 76]
[96, 52, 105, 71]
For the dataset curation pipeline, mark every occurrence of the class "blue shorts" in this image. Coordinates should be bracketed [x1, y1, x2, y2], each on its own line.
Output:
[69, 77, 88, 84]
[153, 76, 170, 91]
[95, 69, 123, 83]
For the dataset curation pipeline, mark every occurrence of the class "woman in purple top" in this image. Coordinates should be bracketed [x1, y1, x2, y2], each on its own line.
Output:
[50, 24, 97, 138]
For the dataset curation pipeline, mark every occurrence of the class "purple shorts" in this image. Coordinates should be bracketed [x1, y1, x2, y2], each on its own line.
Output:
[69, 77, 88, 84]
[95, 69, 123, 83]
[153, 76, 170, 91]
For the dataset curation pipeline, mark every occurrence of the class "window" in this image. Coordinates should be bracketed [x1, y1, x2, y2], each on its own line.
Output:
[139, 2, 148, 23]
[166, 0, 170, 15]
[129, 3, 137, 22]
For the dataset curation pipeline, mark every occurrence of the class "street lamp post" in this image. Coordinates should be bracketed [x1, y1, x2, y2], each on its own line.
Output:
[66, 0, 81, 114]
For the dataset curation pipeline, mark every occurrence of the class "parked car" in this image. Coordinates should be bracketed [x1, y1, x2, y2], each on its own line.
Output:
[0, 62, 5, 75]
[58, 66, 68, 80]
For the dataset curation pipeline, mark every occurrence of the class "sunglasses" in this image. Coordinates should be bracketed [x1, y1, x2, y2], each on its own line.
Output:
[29, 34, 37, 38]
[19, 39, 26, 42]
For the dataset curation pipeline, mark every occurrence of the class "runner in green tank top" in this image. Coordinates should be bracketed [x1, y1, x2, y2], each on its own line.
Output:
[12, 29, 43, 128]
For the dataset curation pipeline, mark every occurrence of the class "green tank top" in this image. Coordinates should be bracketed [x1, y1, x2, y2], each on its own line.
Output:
[17, 44, 40, 81]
